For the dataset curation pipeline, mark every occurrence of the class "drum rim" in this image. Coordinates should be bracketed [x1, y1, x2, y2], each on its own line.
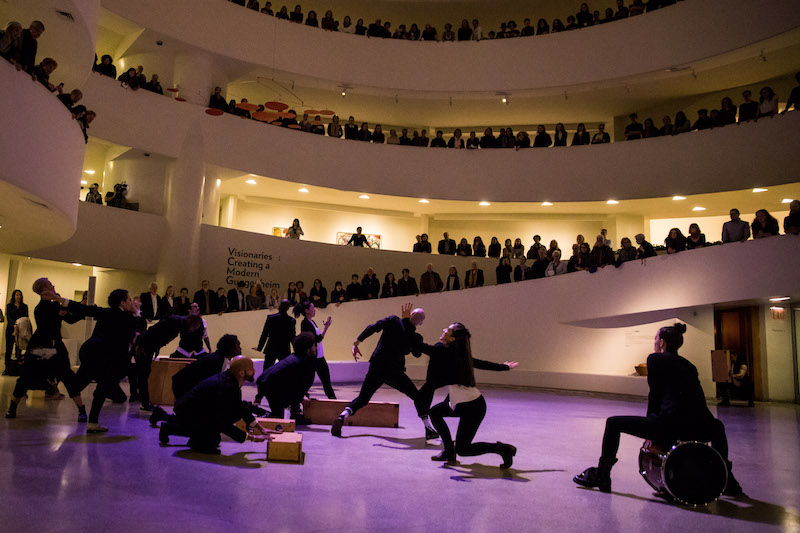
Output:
[640, 440, 728, 507]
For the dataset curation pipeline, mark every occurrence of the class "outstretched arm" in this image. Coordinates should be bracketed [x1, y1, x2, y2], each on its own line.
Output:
[472, 358, 518, 371]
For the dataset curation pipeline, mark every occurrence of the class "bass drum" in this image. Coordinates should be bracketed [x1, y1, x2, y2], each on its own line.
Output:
[638, 440, 728, 506]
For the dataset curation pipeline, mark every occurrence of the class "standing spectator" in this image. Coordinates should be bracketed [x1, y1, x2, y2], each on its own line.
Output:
[227, 281, 248, 312]
[216, 288, 228, 314]
[685, 223, 706, 249]
[372, 124, 385, 143]
[176, 288, 191, 315]
[514, 131, 530, 150]
[502, 238, 514, 258]
[304, 10, 318, 27]
[444, 266, 461, 290]
[346, 275, 362, 301]
[340, 16, 353, 33]
[591, 123, 610, 144]
[118, 68, 140, 90]
[635, 234, 657, 259]
[466, 131, 480, 149]
[616, 238, 637, 264]
[327, 115, 343, 138]
[344, 116, 359, 140]
[57, 89, 82, 113]
[488, 237, 501, 258]
[751, 209, 780, 238]
[547, 240, 561, 261]
[781, 72, 800, 114]
[309, 279, 328, 308]
[246, 0, 260, 10]
[412, 234, 422, 253]
[520, 18, 535, 36]
[738, 90, 758, 123]
[31, 57, 58, 91]
[545, 250, 567, 276]
[718, 97, 737, 125]
[758, 87, 779, 118]
[357, 122, 372, 142]
[311, 116, 325, 135]
[642, 117, 660, 138]
[784, 200, 800, 235]
[380, 273, 398, 298]
[362, 268, 380, 299]
[576, 3, 593, 27]
[421, 24, 437, 41]
[420, 263, 444, 293]
[471, 19, 483, 40]
[85, 183, 103, 203]
[456, 238, 472, 256]
[691, 109, 713, 131]
[276, 6, 289, 20]
[659, 115, 674, 136]
[448, 129, 465, 149]
[536, 18, 550, 34]
[624, 113, 643, 140]
[496, 257, 512, 284]
[473, 236, 486, 258]
[246, 284, 264, 310]
[572, 123, 590, 146]
[398, 269, 419, 296]
[530, 248, 550, 279]
[261, 2, 273, 15]
[407, 23, 420, 40]
[347, 227, 371, 247]
[93, 54, 116, 78]
[438, 232, 456, 255]
[629, 0, 646, 16]
[722, 209, 751, 242]
[290, 4, 303, 23]
[430, 131, 447, 147]
[140, 282, 163, 321]
[512, 238, 525, 258]
[417, 233, 432, 253]
[386, 129, 399, 144]
[4, 290, 28, 375]
[286, 218, 303, 239]
[19, 21, 44, 73]
[330, 282, 348, 306]
[533, 125, 552, 147]
[144, 74, 163, 94]
[574, 243, 593, 271]
[553, 124, 568, 146]
[442, 23, 455, 41]
[354, 18, 367, 35]
[480, 128, 496, 149]
[457, 19, 472, 41]
[0, 21, 23, 65]
[464, 261, 484, 288]
[665, 228, 687, 254]
[193, 280, 219, 315]
[527, 235, 544, 259]
[209, 87, 227, 111]
[673, 111, 691, 134]
[591, 235, 615, 267]
[615, 0, 629, 18]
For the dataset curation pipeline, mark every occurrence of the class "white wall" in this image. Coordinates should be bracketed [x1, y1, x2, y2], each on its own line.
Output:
[82, 72, 800, 204]
[103, 155, 170, 216]
[649, 210, 791, 245]
[761, 304, 796, 401]
[100, 0, 800, 94]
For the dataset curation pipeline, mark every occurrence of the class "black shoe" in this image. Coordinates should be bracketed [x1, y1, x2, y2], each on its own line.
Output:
[723, 474, 743, 496]
[5, 403, 17, 419]
[498, 443, 517, 469]
[140, 403, 155, 412]
[86, 423, 109, 433]
[77, 412, 88, 423]
[1, 368, 10, 376]
[254, 394, 263, 405]
[431, 450, 456, 462]
[573, 467, 612, 492]
[158, 424, 171, 444]
[331, 416, 344, 437]
[425, 427, 439, 440]
[149, 407, 167, 427]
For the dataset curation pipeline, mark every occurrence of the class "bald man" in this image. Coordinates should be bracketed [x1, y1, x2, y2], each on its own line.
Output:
[332, 303, 437, 439]
[158, 355, 268, 454]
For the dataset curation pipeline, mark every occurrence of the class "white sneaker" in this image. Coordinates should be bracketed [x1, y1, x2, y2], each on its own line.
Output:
[86, 423, 109, 433]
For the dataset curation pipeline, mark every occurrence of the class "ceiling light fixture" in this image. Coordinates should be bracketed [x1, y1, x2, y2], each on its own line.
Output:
[216, 179, 221, 186]
[359, 194, 370, 199]
[606, 200, 619, 205]
[418, 199, 429, 204]
[781, 198, 793, 204]
[672, 195, 686, 201]
[298, 187, 309, 193]
[83, 170, 95, 175]
[80, 180, 87, 185]
[752, 187, 768, 193]
[479, 201, 491, 206]
[501, 97, 508, 104]
[769, 296, 790, 302]
[692, 206, 706, 211]
[71, 262, 82, 267]
[245, 179, 257, 185]
[541, 201, 553, 206]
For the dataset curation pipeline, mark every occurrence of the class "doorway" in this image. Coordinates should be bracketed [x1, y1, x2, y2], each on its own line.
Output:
[714, 306, 762, 400]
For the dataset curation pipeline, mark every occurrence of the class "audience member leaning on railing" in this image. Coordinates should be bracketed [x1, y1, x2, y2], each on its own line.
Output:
[226, 0, 681, 43]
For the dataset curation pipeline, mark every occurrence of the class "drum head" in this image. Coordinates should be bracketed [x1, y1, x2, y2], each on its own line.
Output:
[662, 442, 728, 505]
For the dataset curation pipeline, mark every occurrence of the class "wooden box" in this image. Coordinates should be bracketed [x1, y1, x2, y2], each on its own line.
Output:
[711, 350, 732, 383]
[236, 418, 296, 433]
[267, 432, 303, 462]
[148, 359, 192, 406]
[302, 398, 399, 428]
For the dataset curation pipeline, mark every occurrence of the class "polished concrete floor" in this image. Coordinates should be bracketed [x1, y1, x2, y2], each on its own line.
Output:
[1, 377, 799, 533]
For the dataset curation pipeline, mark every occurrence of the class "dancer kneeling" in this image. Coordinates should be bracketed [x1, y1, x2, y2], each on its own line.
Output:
[573, 323, 742, 496]
[255, 332, 318, 421]
[421, 322, 518, 468]
[158, 356, 273, 454]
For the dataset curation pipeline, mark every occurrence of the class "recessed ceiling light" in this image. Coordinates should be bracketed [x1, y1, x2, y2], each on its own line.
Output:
[216, 179, 221, 186]
[298, 187, 309, 193]
[479, 201, 491, 206]
[769, 296, 790, 302]
[672, 195, 686, 201]
[782, 198, 794, 203]
[71, 262, 82, 267]
[83, 170, 95, 175]
[501, 97, 507, 103]
[359, 194, 370, 199]
[692, 206, 706, 211]
[769, 306, 785, 312]
[80, 180, 88, 185]
[541, 201, 553, 206]
[606, 200, 619, 205]
[418, 199, 429, 204]
[752, 187, 768, 193]
[245, 179, 257, 185]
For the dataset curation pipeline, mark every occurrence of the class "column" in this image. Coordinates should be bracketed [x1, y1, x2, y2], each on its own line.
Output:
[157, 124, 205, 290]
[202, 168, 222, 226]
[173, 51, 214, 106]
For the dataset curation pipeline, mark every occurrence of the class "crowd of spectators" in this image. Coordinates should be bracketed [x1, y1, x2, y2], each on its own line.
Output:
[1, 19, 96, 142]
[227, 0, 680, 41]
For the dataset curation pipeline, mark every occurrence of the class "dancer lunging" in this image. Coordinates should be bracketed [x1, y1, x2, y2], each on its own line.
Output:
[418, 322, 518, 468]
[573, 323, 742, 495]
[332, 303, 437, 439]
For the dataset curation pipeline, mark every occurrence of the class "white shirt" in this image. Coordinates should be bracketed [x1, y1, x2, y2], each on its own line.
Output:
[150, 293, 159, 316]
[471, 26, 482, 40]
[311, 320, 324, 359]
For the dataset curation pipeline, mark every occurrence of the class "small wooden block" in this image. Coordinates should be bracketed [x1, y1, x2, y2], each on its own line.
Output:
[236, 417, 296, 433]
[302, 398, 399, 428]
[267, 432, 303, 462]
[711, 350, 732, 383]
[148, 359, 192, 406]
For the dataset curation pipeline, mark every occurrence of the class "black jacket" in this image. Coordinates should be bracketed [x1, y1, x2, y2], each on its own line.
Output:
[463, 269, 484, 288]
[256, 353, 316, 406]
[28, 300, 82, 350]
[174, 370, 253, 442]
[361, 275, 380, 299]
[417, 341, 509, 388]
[257, 312, 296, 358]
[646, 352, 713, 423]
[357, 316, 421, 372]
[397, 277, 419, 296]
[226, 288, 248, 312]
[193, 289, 219, 315]
[137, 315, 185, 354]
[438, 238, 457, 255]
[139, 292, 163, 320]
[172, 351, 228, 400]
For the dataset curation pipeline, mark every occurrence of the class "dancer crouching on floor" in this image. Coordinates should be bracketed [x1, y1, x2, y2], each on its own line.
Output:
[573, 323, 742, 495]
[417, 322, 518, 468]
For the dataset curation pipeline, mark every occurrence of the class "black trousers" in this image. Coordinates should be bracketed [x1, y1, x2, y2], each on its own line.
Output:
[720, 380, 754, 403]
[161, 417, 222, 451]
[314, 357, 336, 399]
[73, 344, 126, 423]
[4, 326, 16, 367]
[13, 347, 80, 399]
[417, 380, 436, 417]
[600, 415, 730, 463]
[133, 347, 155, 404]
[346, 364, 423, 416]
[429, 395, 499, 457]
[262, 350, 290, 369]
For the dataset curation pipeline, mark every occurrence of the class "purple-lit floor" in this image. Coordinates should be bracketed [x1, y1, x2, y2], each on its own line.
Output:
[1, 378, 799, 532]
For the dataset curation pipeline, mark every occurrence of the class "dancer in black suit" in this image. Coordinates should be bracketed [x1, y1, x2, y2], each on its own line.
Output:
[332, 303, 437, 439]
[256, 333, 318, 420]
[253, 299, 296, 403]
[573, 323, 742, 496]
[6, 278, 87, 420]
